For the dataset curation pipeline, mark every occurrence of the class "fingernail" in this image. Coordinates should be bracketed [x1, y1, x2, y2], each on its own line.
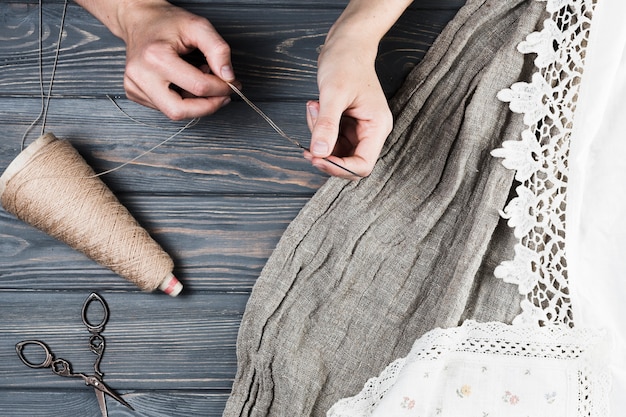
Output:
[312, 141, 328, 156]
[221, 65, 235, 81]
[307, 103, 319, 120]
[221, 97, 231, 108]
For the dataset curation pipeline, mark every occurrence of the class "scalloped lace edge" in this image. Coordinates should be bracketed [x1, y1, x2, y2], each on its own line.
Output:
[327, 1, 612, 415]
[491, 0, 597, 327]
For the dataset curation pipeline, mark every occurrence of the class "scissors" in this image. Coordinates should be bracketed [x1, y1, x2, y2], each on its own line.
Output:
[16, 293, 134, 416]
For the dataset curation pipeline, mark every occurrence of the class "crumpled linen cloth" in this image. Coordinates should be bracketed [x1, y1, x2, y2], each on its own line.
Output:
[224, 0, 546, 415]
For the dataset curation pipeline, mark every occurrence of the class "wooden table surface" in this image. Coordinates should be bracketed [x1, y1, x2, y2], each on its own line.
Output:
[0, 1, 462, 415]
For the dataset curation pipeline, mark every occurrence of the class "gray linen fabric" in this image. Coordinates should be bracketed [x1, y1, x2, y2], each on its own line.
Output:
[224, 0, 547, 415]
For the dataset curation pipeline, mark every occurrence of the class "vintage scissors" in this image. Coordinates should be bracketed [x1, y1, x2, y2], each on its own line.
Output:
[16, 293, 134, 416]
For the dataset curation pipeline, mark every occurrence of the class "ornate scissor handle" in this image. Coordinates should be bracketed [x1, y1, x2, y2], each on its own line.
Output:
[15, 340, 77, 377]
[82, 292, 109, 334]
[15, 340, 54, 369]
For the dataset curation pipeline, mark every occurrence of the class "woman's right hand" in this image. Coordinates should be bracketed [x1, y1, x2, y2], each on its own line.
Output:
[76, 0, 238, 120]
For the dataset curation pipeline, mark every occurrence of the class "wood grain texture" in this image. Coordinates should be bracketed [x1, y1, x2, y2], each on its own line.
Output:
[0, 0, 462, 415]
[0, 3, 459, 99]
[1, 291, 245, 389]
[0, 98, 329, 194]
[0, 390, 231, 417]
[1, 195, 308, 292]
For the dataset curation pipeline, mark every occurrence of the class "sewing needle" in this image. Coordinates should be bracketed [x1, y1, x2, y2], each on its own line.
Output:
[227, 82, 361, 178]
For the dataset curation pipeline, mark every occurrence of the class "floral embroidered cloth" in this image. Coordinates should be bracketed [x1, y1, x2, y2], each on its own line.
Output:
[329, 321, 608, 416]
[225, 1, 539, 413]
[224, 0, 620, 415]
[328, 0, 625, 414]
[567, 0, 626, 410]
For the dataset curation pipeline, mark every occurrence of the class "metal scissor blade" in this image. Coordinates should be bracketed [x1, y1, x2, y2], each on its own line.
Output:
[86, 375, 135, 411]
[95, 389, 108, 417]
[99, 384, 134, 411]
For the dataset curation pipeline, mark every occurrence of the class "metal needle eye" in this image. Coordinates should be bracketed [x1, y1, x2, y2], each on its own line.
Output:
[227, 82, 361, 178]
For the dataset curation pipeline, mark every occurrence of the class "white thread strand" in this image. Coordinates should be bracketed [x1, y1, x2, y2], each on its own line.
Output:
[106, 95, 201, 131]
[91, 117, 199, 177]
[227, 82, 360, 177]
[21, 0, 68, 150]
[227, 82, 303, 149]
[40, 0, 68, 136]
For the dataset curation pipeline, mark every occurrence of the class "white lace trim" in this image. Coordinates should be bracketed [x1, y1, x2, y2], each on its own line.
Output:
[491, 0, 597, 326]
[327, 321, 610, 417]
[326, 1, 611, 416]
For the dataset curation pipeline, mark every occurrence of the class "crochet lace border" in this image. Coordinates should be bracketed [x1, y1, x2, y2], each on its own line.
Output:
[491, 0, 597, 327]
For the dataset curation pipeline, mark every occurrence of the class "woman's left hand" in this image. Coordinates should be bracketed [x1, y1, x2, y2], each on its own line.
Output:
[305, 33, 392, 179]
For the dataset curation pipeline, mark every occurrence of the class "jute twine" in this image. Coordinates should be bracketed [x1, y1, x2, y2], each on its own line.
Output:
[0, 133, 179, 294]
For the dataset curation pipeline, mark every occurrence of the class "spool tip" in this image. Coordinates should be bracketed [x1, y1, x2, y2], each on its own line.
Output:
[158, 273, 183, 297]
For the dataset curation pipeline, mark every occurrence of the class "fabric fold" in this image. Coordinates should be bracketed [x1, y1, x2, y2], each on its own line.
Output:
[224, 1, 547, 415]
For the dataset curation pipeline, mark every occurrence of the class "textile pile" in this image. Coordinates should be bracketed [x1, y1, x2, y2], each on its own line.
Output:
[224, 1, 549, 415]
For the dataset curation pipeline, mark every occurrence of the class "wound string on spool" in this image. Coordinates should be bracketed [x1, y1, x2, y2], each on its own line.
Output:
[4, 0, 355, 296]
[4, 0, 182, 296]
[0, 133, 183, 295]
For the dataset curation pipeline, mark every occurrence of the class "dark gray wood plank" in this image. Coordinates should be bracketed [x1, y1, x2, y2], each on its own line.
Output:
[0, 3, 459, 99]
[4, 0, 466, 9]
[0, 2, 464, 416]
[0, 98, 328, 195]
[0, 390, 230, 417]
[1, 195, 307, 292]
[1, 291, 245, 390]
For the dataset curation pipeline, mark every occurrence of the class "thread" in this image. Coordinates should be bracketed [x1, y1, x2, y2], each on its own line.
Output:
[0, 133, 182, 296]
[21, 0, 68, 150]
[5, 0, 351, 299]
[227, 82, 361, 178]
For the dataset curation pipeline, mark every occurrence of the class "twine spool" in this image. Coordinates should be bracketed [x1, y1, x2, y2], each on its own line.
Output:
[0, 133, 182, 296]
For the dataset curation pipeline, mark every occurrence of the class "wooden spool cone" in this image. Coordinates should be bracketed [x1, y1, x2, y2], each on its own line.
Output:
[0, 133, 182, 296]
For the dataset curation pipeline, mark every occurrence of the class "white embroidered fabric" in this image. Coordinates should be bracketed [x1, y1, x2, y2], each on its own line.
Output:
[327, 321, 609, 417]
[565, 0, 626, 410]
[327, 0, 615, 415]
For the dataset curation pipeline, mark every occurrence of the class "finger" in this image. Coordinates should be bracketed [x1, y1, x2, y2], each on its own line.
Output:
[309, 94, 349, 158]
[156, 91, 231, 120]
[337, 125, 390, 177]
[123, 76, 158, 110]
[163, 55, 233, 98]
[185, 19, 235, 82]
[310, 117, 390, 178]
[349, 123, 389, 168]
[306, 105, 380, 178]
[309, 155, 363, 180]
[305, 100, 319, 132]
[125, 71, 231, 120]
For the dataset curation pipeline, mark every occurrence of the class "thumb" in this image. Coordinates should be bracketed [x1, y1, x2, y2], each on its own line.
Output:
[308, 99, 344, 158]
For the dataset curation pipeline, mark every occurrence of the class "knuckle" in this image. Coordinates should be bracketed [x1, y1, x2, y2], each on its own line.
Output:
[123, 62, 141, 84]
[122, 76, 134, 98]
[162, 105, 186, 121]
[211, 39, 231, 58]
[189, 79, 211, 97]
[142, 44, 167, 67]
[187, 13, 211, 29]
